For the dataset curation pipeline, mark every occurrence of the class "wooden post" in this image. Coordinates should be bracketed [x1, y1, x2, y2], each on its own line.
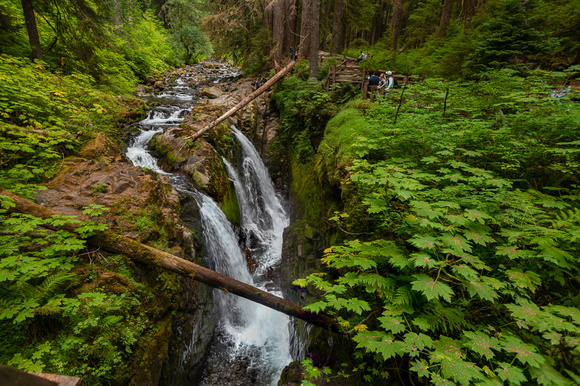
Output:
[0, 189, 339, 332]
[363, 83, 368, 100]
[361, 67, 367, 89]
[394, 76, 409, 125]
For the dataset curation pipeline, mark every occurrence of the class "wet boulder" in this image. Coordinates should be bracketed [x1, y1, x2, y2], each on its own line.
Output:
[202, 86, 224, 99]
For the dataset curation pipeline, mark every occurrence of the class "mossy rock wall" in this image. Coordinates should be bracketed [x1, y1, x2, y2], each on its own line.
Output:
[280, 152, 361, 385]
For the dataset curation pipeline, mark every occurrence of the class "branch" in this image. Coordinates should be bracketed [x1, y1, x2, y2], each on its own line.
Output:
[188, 59, 297, 143]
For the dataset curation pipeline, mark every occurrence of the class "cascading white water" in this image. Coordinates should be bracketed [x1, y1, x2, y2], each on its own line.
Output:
[199, 128, 292, 386]
[126, 68, 295, 385]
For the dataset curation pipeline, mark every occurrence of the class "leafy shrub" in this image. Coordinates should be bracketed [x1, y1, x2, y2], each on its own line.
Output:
[274, 77, 338, 162]
[0, 56, 134, 197]
[292, 70, 580, 384]
[0, 198, 174, 384]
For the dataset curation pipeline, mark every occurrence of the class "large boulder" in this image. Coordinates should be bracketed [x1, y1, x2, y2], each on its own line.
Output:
[202, 86, 223, 99]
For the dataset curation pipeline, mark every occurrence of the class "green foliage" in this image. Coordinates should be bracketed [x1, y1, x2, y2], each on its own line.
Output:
[117, 10, 181, 79]
[0, 55, 131, 197]
[0, 198, 171, 384]
[464, 0, 558, 75]
[292, 71, 580, 384]
[161, 0, 212, 64]
[274, 77, 338, 162]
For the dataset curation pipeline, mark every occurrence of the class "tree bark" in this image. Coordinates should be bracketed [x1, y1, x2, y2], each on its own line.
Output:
[1, 188, 339, 332]
[272, 0, 285, 63]
[391, 0, 405, 50]
[189, 59, 297, 143]
[308, 0, 320, 79]
[438, 0, 454, 40]
[330, 0, 345, 54]
[21, 0, 43, 61]
[283, 0, 297, 56]
[299, 0, 312, 58]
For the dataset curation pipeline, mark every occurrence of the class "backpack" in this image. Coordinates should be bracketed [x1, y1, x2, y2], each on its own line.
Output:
[392, 77, 400, 88]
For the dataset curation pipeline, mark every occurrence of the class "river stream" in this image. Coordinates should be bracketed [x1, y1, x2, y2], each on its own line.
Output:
[126, 63, 295, 385]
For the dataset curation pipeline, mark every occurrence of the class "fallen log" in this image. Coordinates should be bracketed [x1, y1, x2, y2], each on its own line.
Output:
[0, 189, 338, 332]
[189, 59, 298, 143]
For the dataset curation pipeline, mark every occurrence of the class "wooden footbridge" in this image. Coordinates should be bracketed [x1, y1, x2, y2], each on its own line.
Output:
[319, 52, 424, 99]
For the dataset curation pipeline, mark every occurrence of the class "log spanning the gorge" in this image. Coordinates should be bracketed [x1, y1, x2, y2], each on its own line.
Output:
[1, 189, 338, 332]
[189, 59, 298, 142]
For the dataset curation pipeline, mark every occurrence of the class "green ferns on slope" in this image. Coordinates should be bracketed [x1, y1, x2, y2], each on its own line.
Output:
[290, 70, 580, 384]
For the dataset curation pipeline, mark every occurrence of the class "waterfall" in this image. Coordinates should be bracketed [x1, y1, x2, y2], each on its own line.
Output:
[199, 128, 292, 386]
[126, 68, 294, 385]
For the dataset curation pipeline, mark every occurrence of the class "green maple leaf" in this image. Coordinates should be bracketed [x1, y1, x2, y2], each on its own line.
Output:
[466, 280, 498, 301]
[410, 359, 430, 377]
[412, 201, 446, 219]
[440, 233, 472, 253]
[496, 246, 533, 260]
[408, 234, 439, 250]
[379, 315, 406, 334]
[505, 299, 541, 323]
[496, 362, 527, 385]
[505, 269, 542, 293]
[475, 377, 503, 386]
[463, 331, 500, 360]
[412, 317, 432, 331]
[542, 331, 562, 345]
[431, 336, 463, 361]
[404, 332, 433, 354]
[452, 264, 478, 280]
[353, 330, 405, 360]
[389, 254, 410, 269]
[412, 274, 454, 302]
[446, 214, 469, 226]
[440, 357, 484, 386]
[410, 252, 438, 269]
[501, 336, 545, 367]
[544, 305, 580, 324]
[365, 198, 388, 214]
[463, 223, 495, 246]
[421, 156, 439, 164]
[528, 363, 568, 385]
[464, 209, 490, 224]
[458, 253, 490, 270]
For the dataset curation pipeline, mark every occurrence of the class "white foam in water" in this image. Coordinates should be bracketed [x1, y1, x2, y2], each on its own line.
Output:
[140, 108, 186, 126]
[198, 128, 292, 385]
[126, 128, 166, 173]
[126, 70, 294, 385]
[199, 128, 291, 385]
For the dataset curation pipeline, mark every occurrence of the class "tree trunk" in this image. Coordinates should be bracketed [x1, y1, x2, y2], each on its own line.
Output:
[391, 0, 405, 50]
[283, 0, 297, 56]
[309, 0, 320, 79]
[459, 0, 485, 29]
[299, 0, 312, 58]
[190, 59, 297, 143]
[21, 0, 42, 61]
[438, 0, 454, 40]
[272, 0, 285, 63]
[1, 188, 338, 332]
[330, 0, 345, 54]
[263, 0, 274, 40]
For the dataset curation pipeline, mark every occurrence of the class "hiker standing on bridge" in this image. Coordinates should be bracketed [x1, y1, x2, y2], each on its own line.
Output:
[368, 73, 380, 88]
[381, 71, 396, 91]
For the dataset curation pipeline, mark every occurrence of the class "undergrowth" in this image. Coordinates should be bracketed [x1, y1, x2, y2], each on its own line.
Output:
[289, 69, 580, 385]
